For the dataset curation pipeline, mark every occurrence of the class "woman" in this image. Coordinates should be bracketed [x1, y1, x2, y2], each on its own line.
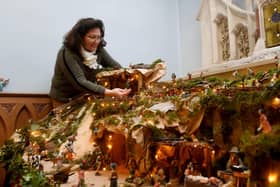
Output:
[49, 18, 131, 107]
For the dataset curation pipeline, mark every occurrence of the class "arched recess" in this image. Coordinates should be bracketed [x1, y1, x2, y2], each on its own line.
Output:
[15, 105, 34, 130]
[0, 116, 7, 144]
[0, 93, 52, 146]
[215, 14, 230, 62]
[233, 23, 250, 59]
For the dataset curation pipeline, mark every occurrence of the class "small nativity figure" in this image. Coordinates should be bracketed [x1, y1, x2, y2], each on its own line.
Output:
[31, 154, 41, 169]
[171, 73, 176, 82]
[126, 157, 137, 183]
[64, 134, 77, 161]
[95, 154, 102, 176]
[0, 78, 9, 91]
[153, 168, 166, 187]
[77, 169, 86, 187]
[109, 162, 118, 187]
[226, 146, 244, 172]
[275, 55, 280, 69]
[257, 109, 272, 134]
[184, 162, 194, 177]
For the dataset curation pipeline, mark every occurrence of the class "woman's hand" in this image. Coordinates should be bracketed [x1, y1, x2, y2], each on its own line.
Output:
[105, 88, 131, 98]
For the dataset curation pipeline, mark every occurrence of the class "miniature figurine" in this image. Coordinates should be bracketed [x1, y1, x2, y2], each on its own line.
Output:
[77, 169, 86, 187]
[187, 73, 192, 80]
[95, 154, 102, 176]
[65, 133, 77, 153]
[270, 73, 278, 86]
[184, 162, 193, 176]
[126, 157, 137, 182]
[153, 168, 165, 187]
[247, 68, 254, 78]
[274, 55, 280, 68]
[257, 109, 272, 134]
[0, 78, 9, 91]
[191, 134, 199, 142]
[109, 163, 118, 187]
[171, 73, 176, 82]
[226, 146, 244, 171]
[64, 134, 77, 161]
[31, 154, 41, 169]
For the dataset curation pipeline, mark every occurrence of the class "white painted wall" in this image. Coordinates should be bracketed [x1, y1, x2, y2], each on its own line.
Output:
[178, 0, 202, 76]
[0, 0, 201, 93]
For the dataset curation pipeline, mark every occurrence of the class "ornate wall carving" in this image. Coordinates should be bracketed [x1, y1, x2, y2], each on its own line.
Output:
[197, 0, 256, 66]
[215, 14, 230, 61]
[233, 24, 250, 58]
[0, 93, 52, 146]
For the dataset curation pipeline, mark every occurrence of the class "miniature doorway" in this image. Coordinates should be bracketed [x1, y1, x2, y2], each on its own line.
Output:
[110, 133, 126, 164]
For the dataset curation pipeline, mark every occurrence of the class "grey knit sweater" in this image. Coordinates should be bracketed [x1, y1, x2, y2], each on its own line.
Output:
[49, 46, 121, 102]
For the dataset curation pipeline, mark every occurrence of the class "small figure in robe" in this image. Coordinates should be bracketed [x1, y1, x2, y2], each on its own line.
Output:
[109, 162, 118, 187]
[257, 109, 272, 134]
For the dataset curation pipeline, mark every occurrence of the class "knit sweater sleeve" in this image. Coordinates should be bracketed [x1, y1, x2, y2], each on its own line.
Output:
[63, 48, 106, 94]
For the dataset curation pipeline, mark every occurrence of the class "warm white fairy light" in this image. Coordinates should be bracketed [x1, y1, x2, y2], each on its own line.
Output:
[268, 173, 277, 183]
[272, 97, 280, 108]
[147, 119, 154, 125]
[31, 130, 41, 137]
[107, 144, 112, 150]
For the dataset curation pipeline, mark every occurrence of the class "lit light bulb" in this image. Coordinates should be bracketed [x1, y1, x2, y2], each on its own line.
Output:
[272, 97, 280, 108]
[31, 130, 41, 137]
[268, 173, 277, 183]
[107, 144, 112, 150]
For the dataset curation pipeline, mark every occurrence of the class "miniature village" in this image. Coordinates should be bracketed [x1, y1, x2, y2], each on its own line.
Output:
[0, 58, 280, 187]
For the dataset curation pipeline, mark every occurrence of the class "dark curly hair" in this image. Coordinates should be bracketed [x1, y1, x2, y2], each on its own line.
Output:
[63, 18, 106, 55]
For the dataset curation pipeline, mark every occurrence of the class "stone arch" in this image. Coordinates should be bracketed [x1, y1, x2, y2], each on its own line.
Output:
[215, 14, 230, 62]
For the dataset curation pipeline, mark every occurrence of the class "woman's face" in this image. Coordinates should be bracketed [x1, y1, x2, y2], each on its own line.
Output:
[83, 27, 102, 52]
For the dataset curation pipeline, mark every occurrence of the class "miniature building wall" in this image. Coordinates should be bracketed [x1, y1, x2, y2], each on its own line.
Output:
[0, 93, 52, 146]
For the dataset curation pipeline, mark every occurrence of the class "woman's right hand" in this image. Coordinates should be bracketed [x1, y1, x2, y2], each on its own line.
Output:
[105, 88, 131, 98]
